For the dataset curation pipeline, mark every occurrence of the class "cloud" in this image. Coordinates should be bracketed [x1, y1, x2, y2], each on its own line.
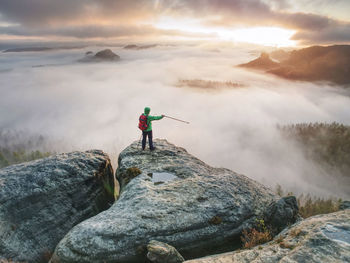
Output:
[0, 45, 349, 198]
[0, 0, 158, 26]
[0, 0, 349, 45]
[157, 0, 350, 44]
[0, 0, 89, 25]
[0, 24, 211, 39]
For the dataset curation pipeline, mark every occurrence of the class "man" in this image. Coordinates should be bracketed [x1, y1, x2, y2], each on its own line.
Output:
[140, 107, 164, 151]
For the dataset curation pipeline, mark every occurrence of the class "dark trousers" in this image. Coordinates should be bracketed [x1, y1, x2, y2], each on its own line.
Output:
[142, 130, 154, 150]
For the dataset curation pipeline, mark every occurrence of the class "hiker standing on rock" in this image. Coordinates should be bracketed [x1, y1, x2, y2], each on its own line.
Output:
[139, 107, 164, 151]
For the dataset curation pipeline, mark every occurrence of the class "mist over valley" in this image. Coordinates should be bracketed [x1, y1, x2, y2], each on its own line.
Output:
[1, 43, 349, 199]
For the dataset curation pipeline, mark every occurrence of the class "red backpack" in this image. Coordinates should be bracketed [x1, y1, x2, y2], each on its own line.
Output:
[138, 114, 148, 131]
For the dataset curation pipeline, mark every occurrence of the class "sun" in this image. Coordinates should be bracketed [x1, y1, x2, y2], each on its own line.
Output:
[222, 27, 297, 47]
[154, 17, 297, 47]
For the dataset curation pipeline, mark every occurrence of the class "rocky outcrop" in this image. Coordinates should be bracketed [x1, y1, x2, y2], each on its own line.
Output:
[184, 209, 350, 263]
[264, 196, 299, 235]
[339, 200, 350, 210]
[0, 150, 114, 263]
[147, 240, 184, 263]
[52, 139, 298, 263]
[94, 49, 120, 60]
[78, 49, 120, 62]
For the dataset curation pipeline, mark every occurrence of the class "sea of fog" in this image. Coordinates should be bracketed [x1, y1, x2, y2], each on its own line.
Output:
[1, 43, 349, 198]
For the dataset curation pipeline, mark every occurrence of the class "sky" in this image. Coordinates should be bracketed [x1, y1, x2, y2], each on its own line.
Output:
[1, 0, 350, 47]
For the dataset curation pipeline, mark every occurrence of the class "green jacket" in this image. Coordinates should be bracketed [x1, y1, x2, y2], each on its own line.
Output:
[143, 114, 163, 131]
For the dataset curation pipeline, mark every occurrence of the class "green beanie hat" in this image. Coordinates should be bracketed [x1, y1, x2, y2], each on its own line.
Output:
[144, 107, 151, 115]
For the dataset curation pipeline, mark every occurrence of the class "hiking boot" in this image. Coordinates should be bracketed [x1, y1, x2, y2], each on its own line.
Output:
[150, 147, 156, 151]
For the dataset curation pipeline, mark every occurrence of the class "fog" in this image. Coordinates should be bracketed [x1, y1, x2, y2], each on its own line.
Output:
[1, 43, 349, 198]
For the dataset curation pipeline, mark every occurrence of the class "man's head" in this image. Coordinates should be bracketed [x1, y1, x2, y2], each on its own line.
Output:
[144, 107, 151, 115]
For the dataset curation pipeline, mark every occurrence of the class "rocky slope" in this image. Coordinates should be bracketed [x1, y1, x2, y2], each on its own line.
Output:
[51, 139, 297, 263]
[240, 45, 350, 85]
[184, 209, 350, 263]
[0, 150, 114, 262]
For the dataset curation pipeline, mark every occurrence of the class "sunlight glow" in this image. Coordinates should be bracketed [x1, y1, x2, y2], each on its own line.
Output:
[155, 17, 297, 47]
[227, 27, 297, 47]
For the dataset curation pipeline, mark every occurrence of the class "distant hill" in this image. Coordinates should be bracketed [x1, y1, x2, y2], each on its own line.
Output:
[239, 52, 279, 70]
[269, 49, 290, 62]
[94, 49, 120, 60]
[123, 44, 157, 50]
[239, 45, 350, 85]
[3, 46, 83, 53]
[78, 49, 120, 62]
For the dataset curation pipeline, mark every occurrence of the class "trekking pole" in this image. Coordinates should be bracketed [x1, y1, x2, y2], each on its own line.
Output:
[164, 115, 190, 124]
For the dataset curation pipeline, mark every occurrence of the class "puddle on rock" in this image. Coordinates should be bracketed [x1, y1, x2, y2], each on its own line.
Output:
[149, 172, 178, 185]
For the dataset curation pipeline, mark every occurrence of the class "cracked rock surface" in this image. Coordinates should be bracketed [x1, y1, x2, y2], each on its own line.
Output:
[185, 209, 350, 263]
[52, 139, 296, 263]
[0, 150, 114, 263]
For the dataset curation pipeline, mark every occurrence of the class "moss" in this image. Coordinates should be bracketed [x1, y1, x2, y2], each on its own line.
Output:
[275, 235, 284, 244]
[279, 241, 295, 250]
[123, 167, 142, 183]
[103, 179, 114, 197]
[290, 228, 302, 238]
[92, 161, 115, 212]
[209, 216, 222, 225]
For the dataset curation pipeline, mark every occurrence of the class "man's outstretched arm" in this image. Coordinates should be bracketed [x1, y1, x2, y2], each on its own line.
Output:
[148, 115, 164, 121]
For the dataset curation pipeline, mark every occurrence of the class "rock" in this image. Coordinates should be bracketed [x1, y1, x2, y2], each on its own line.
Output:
[264, 196, 299, 235]
[51, 139, 297, 263]
[78, 49, 120, 62]
[0, 150, 114, 263]
[123, 44, 158, 50]
[124, 44, 139, 49]
[339, 200, 350, 210]
[147, 240, 184, 263]
[94, 49, 120, 60]
[184, 209, 350, 263]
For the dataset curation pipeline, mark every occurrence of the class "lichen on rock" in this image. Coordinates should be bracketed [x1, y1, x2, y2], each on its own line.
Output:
[51, 139, 298, 263]
[184, 210, 350, 263]
[0, 150, 114, 263]
[147, 240, 185, 263]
